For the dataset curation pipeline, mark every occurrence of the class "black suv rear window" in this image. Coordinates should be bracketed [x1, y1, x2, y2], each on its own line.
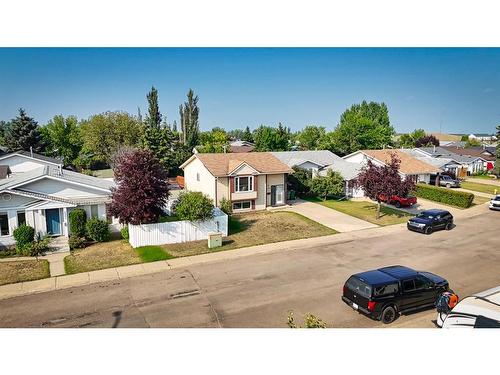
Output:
[374, 283, 399, 296]
[346, 276, 372, 298]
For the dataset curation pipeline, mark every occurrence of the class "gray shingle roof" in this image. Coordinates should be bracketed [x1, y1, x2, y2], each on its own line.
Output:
[0, 150, 62, 165]
[0, 165, 115, 191]
[318, 159, 362, 181]
[417, 147, 482, 164]
[270, 150, 344, 168]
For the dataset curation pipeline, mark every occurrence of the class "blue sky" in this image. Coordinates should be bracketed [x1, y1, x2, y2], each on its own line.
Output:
[0, 48, 499, 134]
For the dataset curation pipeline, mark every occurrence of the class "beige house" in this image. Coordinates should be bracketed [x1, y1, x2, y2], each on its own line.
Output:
[180, 153, 293, 212]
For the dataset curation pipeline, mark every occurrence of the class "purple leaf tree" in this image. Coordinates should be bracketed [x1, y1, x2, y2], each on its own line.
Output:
[355, 153, 415, 219]
[109, 148, 169, 225]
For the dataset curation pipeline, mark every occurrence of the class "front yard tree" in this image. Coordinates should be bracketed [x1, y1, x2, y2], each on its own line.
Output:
[109, 149, 169, 225]
[309, 170, 344, 200]
[175, 191, 214, 222]
[4, 108, 44, 152]
[355, 153, 415, 219]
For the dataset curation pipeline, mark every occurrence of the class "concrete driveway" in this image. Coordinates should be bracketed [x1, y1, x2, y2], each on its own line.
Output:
[0, 206, 498, 328]
[282, 199, 377, 232]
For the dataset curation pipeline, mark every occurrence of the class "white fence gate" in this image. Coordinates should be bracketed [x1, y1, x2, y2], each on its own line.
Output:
[128, 208, 228, 248]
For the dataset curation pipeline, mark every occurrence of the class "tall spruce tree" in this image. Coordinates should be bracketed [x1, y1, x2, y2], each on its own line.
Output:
[179, 89, 200, 150]
[4, 108, 44, 152]
[242, 126, 253, 142]
[145, 86, 162, 128]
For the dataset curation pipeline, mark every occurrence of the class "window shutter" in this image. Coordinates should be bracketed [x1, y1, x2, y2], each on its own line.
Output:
[251, 200, 255, 210]
[230, 177, 235, 193]
[253, 175, 258, 191]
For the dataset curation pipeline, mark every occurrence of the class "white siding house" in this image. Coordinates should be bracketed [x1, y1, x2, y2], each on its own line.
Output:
[0, 151, 115, 248]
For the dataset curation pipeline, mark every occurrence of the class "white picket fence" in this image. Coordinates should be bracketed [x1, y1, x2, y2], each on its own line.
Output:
[128, 208, 228, 248]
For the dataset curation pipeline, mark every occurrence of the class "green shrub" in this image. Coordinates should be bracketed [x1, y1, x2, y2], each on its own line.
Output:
[29, 233, 50, 256]
[219, 197, 232, 216]
[85, 218, 110, 242]
[69, 235, 86, 250]
[415, 183, 474, 208]
[175, 191, 214, 222]
[120, 226, 129, 240]
[13, 224, 35, 252]
[69, 208, 87, 237]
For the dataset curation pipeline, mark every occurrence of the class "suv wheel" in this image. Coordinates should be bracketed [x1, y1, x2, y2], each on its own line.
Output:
[425, 226, 433, 235]
[381, 306, 397, 324]
[446, 183, 451, 188]
[445, 222, 452, 230]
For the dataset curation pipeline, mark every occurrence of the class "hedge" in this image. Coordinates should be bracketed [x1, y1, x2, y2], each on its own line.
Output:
[415, 183, 474, 208]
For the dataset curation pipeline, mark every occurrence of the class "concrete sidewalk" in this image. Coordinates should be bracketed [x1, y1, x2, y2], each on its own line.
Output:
[282, 199, 377, 232]
[0, 203, 488, 301]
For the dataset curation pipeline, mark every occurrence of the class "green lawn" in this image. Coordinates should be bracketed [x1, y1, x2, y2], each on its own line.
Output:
[305, 197, 413, 226]
[161, 211, 337, 257]
[64, 211, 333, 274]
[461, 181, 499, 195]
[136, 245, 175, 262]
[0, 260, 50, 286]
[92, 169, 114, 178]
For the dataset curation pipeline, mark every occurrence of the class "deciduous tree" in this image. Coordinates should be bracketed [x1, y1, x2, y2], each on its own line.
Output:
[398, 129, 426, 148]
[42, 115, 82, 166]
[296, 125, 326, 150]
[415, 134, 439, 148]
[109, 149, 169, 225]
[329, 101, 395, 155]
[253, 123, 291, 151]
[309, 170, 344, 200]
[355, 153, 415, 218]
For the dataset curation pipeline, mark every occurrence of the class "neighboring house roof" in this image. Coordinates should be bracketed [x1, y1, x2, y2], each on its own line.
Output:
[429, 133, 462, 142]
[417, 147, 484, 164]
[440, 146, 496, 160]
[229, 140, 255, 153]
[0, 165, 115, 192]
[318, 160, 362, 181]
[270, 150, 343, 168]
[400, 149, 460, 169]
[181, 152, 293, 177]
[0, 165, 12, 179]
[0, 150, 62, 165]
[359, 149, 441, 175]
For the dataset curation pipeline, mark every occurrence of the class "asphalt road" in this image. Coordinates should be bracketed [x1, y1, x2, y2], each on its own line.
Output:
[1, 209, 499, 328]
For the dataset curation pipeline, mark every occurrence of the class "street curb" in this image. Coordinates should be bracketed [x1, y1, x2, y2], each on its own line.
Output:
[0, 204, 488, 301]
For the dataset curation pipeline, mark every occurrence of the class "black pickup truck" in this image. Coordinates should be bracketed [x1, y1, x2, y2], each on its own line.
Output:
[342, 265, 449, 324]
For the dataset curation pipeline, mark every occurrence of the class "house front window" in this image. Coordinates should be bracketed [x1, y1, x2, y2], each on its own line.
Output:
[233, 201, 252, 210]
[17, 211, 26, 226]
[235, 176, 254, 192]
[0, 212, 9, 236]
[90, 205, 99, 218]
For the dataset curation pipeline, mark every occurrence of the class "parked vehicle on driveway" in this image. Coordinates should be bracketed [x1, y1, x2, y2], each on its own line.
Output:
[342, 265, 449, 324]
[437, 286, 500, 328]
[407, 209, 454, 234]
[489, 195, 500, 211]
[430, 174, 461, 188]
[379, 194, 417, 208]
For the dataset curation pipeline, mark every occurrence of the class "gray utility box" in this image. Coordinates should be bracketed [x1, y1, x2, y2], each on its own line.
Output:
[207, 232, 223, 249]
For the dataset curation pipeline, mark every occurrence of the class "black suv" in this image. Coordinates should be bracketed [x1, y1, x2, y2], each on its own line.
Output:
[407, 209, 453, 234]
[342, 266, 449, 324]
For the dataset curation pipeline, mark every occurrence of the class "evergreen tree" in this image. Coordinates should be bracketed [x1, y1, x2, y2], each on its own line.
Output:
[242, 126, 253, 142]
[4, 108, 44, 152]
[179, 89, 200, 150]
[145, 86, 162, 128]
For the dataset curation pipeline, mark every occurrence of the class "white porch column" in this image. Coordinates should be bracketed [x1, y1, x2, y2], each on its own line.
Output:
[7, 210, 17, 236]
[62, 207, 68, 236]
[38, 209, 47, 235]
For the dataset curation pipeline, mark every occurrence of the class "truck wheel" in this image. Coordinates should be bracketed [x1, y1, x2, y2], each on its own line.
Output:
[395, 201, 401, 208]
[381, 306, 397, 324]
[445, 222, 452, 230]
[425, 226, 433, 235]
